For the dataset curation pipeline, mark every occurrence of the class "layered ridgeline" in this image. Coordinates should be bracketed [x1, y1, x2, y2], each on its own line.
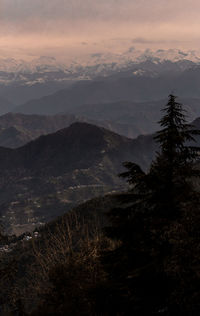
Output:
[12, 73, 200, 139]
[0, 50, 198, 105]
[0, 112, 80, 148]
[4, 98, 200, 143]
[0, 122, 156, 235]
[0, 111, 160, 147]
[13, 67, 200, 116]
[69, 98, 200, 138]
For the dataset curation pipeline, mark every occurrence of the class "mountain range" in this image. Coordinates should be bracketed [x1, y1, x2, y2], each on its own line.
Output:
[12, 82, 200, 138]
[12, 63, 200, 117]
[69, 98, 200, 138]
[0, 112, 79, 148]
[0, 48, 199, 107]
[0, 111, 151, 147]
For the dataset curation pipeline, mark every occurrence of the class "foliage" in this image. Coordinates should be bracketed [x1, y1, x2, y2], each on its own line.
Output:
[30, 212, 109, 316]
[98, 95, 200, 315]
[0, 195, 117, 315]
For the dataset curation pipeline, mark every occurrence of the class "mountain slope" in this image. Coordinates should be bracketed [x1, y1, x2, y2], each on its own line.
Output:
[0, 112, 149, 148]
[2, 117, 200, 235]
[0, 122, 156, 235]
[70, 98, 200, 138]
[12, 96, 200, 140]
[0, 112, 79, 148]
[13, 66, 200, 116]
[0, 96, 14, 115]
[1, 116, 200, 234]
[0, 122, 155, 173]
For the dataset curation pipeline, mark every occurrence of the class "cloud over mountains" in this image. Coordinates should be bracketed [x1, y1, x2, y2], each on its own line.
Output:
[0, 0, 200, 59]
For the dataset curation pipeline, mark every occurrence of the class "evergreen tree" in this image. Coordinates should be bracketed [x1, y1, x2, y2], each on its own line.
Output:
[150, 94, 200, 217]
[98, 95, 200, 315]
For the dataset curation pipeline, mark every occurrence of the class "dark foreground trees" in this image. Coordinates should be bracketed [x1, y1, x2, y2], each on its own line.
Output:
[29, 95, 200, 315]
[99, 95, 200, 315]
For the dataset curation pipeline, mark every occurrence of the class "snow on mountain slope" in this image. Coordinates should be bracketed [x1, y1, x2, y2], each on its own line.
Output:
[0, 49, 199, 88]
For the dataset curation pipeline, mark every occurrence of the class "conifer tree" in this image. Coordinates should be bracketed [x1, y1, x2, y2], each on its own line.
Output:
[150, 94, 200, 217]
[98, 95, 200, 315]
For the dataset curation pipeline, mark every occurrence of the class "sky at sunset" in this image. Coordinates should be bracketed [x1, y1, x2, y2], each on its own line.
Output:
[0, 0, 200, 61]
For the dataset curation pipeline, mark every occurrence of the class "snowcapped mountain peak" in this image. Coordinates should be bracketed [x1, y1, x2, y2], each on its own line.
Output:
[0, 49, 199, 87]
[0, 56, 67, 74]
[71, 48, 200, 71]
[0, 49, 199, 74]
[121, 48, 200, 64]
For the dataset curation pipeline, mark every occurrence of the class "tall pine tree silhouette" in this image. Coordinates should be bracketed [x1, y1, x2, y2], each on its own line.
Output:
[150, 94, 200, 217]
[98, 95, 200, 315]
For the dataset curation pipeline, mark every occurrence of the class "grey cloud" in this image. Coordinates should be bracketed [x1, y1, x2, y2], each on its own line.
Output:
[2, 0, 199, 23]
[91, 53, 103, 58]
[0, 0, 200, 45]
[127, 47, 135, 53]
[132, 38, 165, 44]
[132, 38, 190, 45]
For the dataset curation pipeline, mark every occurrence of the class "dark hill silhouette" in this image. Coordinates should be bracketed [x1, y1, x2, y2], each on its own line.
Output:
[0, 122, 137, 171]
[0, 122, 156, 234]
[0, 112, 149, 148]
[1, 118, 199, 235]
[0, 112, 78, 148]
[0, 122, 156, 173]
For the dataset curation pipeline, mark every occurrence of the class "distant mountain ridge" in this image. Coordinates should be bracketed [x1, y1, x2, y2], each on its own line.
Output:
[0, 95, 199, 149]
[0, 112, 149, 148]
[0, 48, 199, 105]
[70, 98, 200, 138]
[13, 82, 200, 139]
[0, 112, 78, 148]
[13, 65, 200, 117]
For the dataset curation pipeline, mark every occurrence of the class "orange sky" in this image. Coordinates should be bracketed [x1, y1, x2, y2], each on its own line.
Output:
[0, 0, 200, 61]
